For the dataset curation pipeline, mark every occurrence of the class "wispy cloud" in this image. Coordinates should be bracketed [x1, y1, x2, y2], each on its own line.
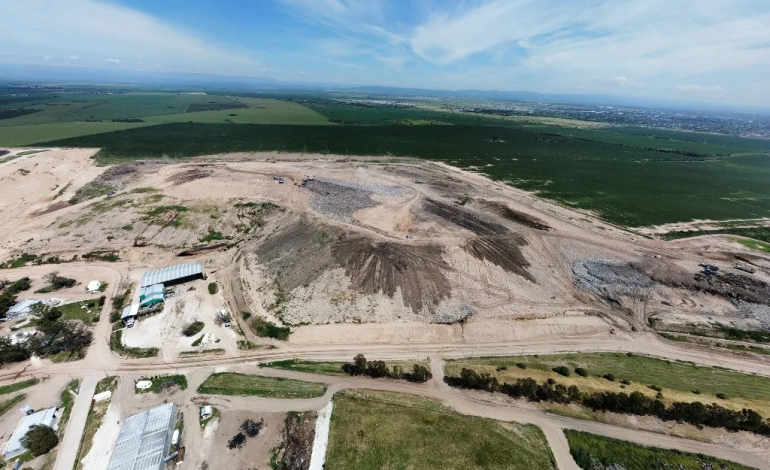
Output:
[0, 0, 256, 74]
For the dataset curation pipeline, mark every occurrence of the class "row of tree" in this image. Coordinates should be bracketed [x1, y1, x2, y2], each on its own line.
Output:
[444, 368, 770, 436]
[0, 304, 93, 365]
[342, 354, 433, 383]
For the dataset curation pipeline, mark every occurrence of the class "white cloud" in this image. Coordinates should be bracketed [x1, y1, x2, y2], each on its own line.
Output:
[0, 0, 256, 74]
[677, 84, 725, 92]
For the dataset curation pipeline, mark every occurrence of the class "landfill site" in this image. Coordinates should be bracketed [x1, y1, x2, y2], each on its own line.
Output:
[0, 147, 770, 470]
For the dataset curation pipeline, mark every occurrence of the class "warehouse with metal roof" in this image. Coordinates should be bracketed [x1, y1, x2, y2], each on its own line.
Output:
[107, 403, 178, 470]
[140, 263, 203, 288]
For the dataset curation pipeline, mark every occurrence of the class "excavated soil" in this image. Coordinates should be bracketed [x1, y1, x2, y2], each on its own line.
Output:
[331, 236, 452, 313]
[278, 412, 316, 470]
[477, 199, 551, 231]
[165, 166, 212, 185]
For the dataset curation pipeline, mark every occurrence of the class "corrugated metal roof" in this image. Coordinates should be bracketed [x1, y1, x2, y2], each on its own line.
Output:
[140, 293, 164, 306]
[107, 403, 178, 470]
[139, 284, 165, 300]
[3, 408, 57, 459]
[140, 264, 203, 287]
[7, 300, 41, 316]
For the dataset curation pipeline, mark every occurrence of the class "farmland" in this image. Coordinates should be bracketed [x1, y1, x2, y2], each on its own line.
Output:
[196, 372, 328, 398]
[42, 121, 770, 227]
[1, 92, 769, 227]
[325, 390, 556, 470]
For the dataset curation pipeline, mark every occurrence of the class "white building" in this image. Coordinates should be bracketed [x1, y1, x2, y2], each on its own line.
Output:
[4, 300, 42, 320]
[2, 407, 58, 459]
[86, 280, 102, 293]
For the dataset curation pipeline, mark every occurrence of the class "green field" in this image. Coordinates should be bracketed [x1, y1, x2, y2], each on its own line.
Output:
[196, 372, 327, 398]
[661, 226, 770, 243]
[446, 353, 770, 402]
[0, 394, 26, 418]
[739, 239, 770, 252]
[41, 122, 770, 226]
[2, 92, 769, 227]
[0, 378, 39, 395]
[565, 430, 757, 470]
[326, 389, 556, 470]
[136, 374, 188, 394]
[57, 299, 101, 325]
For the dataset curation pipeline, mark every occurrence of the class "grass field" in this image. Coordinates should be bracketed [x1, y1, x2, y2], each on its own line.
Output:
[446, 353, 770, 406]
[196, 372, 327, 398]
[0, 121, 149, 146]
[739, 239, 770, 252]
[325, 389, 556, 470]
[260, 358, 429, 376]
[57, 299, 101, 325]
[41, 122, 770, 227]
[136, 374, 188, 394]
[565, 430, 757, 470]
[0, 378, 39, 395]
[661, 226, 770, 243]
[0, 394, 26, 418]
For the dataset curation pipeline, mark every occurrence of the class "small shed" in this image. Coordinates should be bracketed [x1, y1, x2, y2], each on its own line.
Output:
[5, 300, 41, 320]
[200, 406, 212, 419]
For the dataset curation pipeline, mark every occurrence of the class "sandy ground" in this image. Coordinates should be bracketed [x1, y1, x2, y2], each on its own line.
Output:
[1, 149, 770, 470]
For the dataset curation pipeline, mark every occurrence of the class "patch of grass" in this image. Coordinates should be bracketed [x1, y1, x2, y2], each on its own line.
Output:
[178, 348, 225, 357]
[56, 379, 81, 438]
[191, 334, 205, 347]
[68, 182, 116, 205]
[0, 394, 27, 418]
[325, 389, 556, 470]
[738, 238, 770, 253]
[565, 430, 756, 470]
[136, 374, 187, 394]
[445, 353, 770, 403]
[74, 377, 117, 470]
[109, 330, 159, 358]
[0, 378, 39, 395]
[57, 299, 101, 325]
[250, 317, 290, 340]
[199, 406, 220, 428]
[207, 282, 218, 295]
[199, 228, 230, 243]
[661, 226, 770, 244]
[197, 372, 327, 399]
[182, 321, 205, 337]
[261, 359, 348, 376]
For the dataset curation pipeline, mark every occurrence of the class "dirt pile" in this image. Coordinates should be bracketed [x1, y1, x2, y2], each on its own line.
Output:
[165, 166, 211, 185]
[573, 260, 655, 295]
[477, 199, 551, 231]
[332, 236, 452, 313]
[277, 412, 316, 470]
[425, 199, 533, 280]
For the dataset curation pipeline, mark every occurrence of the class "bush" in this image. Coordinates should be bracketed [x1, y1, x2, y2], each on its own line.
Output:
[575, 367, 588, 377]
[22, 425, 58, 456]
[692, 390, 701, 395]
[208, 282, 218, 295]
[241, 311, 251, 320]
[250, 317, 290, 341]
[182, 321, 205, 337]
[648, 384, 662, 392]
[515, 363, 527, 369]
[552, 366, 570, 377]
[341, 354, 432, 383]
[716, 393, 728, 399]
[98, 296, 106, 307]
[620, 379, 631, 385]
[603, 373, 616, 382]
[227, 432, 246, 449]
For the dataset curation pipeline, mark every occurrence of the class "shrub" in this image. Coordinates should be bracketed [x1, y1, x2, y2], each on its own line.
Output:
[716, 393, 728, 399]
[250, 317, 290, 341]
[515, 362, 527, 369]
[495, 366, 508, 372]
[648, 384, 662, 392]
[98, 296, 106, 307]
[552, 366, 570, 377]
[241, 311, 251, 320]
[227, 432, 246, 449]
[22, 425, 58, 456]
[182, 321, 205, 337]
[692, 390, 701, 395]
[207, 282, 218, 295]
[620, 379, 631, 385]
[603, 373, 616, 382]
[575, 367, 588, 377]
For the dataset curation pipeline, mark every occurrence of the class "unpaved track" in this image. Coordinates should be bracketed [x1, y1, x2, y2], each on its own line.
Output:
[53, 375, 97, 470]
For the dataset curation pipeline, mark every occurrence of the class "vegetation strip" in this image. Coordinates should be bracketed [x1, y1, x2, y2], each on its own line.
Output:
[197, 372, 327, 399]
[0, 378, 39, 395]
[565, 430, 757, 470]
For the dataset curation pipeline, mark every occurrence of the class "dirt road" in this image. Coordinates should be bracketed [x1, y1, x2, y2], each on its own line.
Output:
[52, 375, 97, 470]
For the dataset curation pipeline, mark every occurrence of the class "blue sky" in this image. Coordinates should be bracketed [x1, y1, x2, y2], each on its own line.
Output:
[2, 0, 770, 106]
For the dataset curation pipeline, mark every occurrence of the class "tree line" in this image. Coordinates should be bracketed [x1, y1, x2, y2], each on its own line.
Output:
[445, 368, 770, 436]
[342, 354, 433, 383]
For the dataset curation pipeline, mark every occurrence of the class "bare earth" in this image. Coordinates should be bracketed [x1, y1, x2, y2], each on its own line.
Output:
[0, 149, 769, 470]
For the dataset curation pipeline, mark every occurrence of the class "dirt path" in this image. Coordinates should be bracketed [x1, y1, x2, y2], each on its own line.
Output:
[53, 375, 98, 470]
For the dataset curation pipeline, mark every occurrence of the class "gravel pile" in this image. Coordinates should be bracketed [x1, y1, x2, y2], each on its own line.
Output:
[572, 259, 655, 295]
[737, 301, 770, 330]
[305, 178, 403, 222]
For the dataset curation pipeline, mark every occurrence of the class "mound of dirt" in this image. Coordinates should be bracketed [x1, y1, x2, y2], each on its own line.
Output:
[165, 167, 211, 185]
[425, 199, 533, 280]
[278, 412, 316, 470]
[477, 199, 551, 231]
[573, 260, 655, 295]
[332, 236, 452, 313]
